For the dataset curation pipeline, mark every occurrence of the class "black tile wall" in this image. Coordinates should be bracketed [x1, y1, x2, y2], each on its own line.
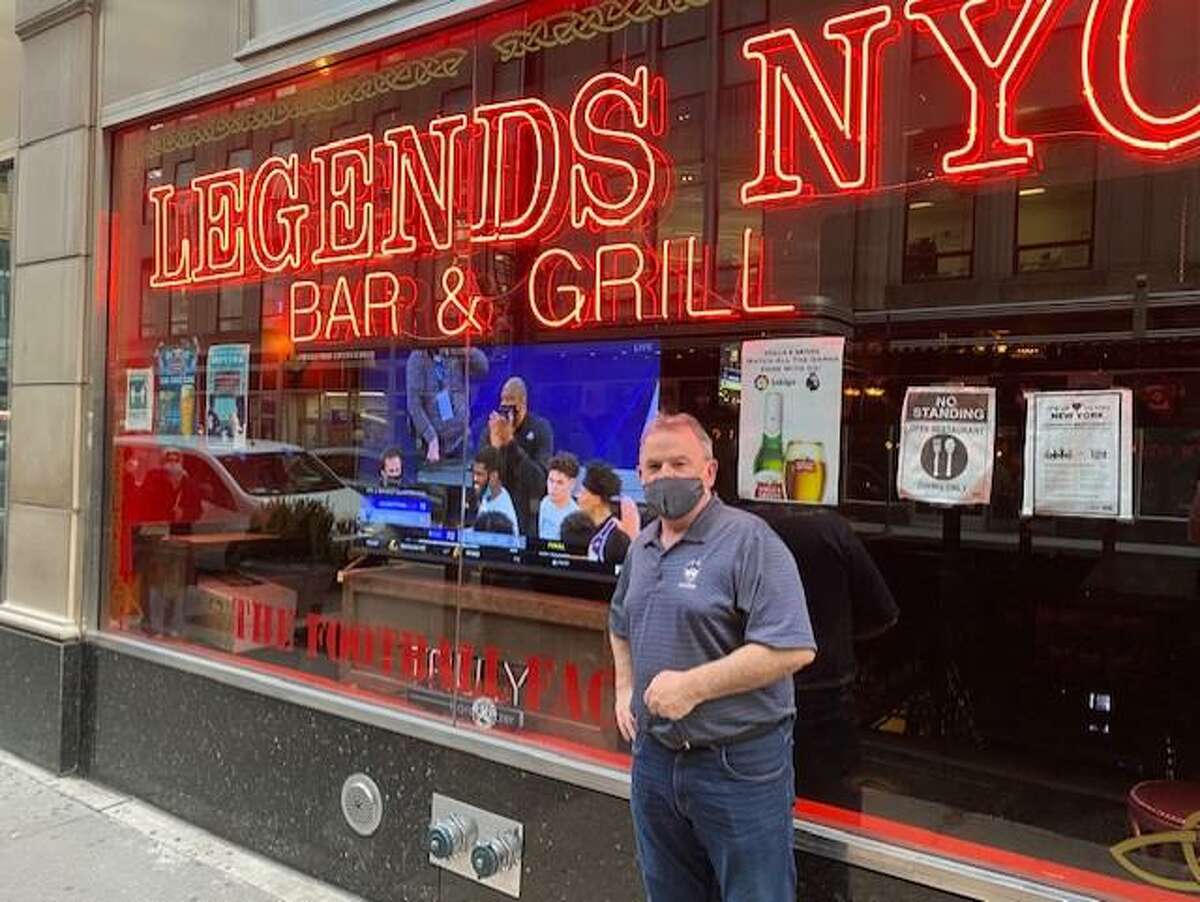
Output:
[0, 625, 80, 774]
[80, 645, 973, 902]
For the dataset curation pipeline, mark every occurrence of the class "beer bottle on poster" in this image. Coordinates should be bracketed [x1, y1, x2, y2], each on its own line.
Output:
[753, 392, 786, 500]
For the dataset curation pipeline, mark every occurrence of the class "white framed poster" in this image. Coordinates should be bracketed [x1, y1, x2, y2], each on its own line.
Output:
[738, 336, 845, 505]
[206, 343, 251, 446]
[124, 368, 154, 432]
[897, 386, 996, 506]
[1021, 389, 1134, 520]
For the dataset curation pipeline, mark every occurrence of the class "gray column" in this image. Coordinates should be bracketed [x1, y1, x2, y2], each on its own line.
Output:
[2, 0, 98, 639]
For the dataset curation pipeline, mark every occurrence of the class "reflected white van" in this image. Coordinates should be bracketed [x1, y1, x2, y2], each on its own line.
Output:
[115, 435, 363, 528]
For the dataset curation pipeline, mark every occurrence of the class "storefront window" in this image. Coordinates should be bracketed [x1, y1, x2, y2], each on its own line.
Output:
[103, 1, 1200, 897]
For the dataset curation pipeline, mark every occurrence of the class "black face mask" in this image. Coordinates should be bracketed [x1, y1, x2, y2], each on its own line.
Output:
[644, 477, 705, 521]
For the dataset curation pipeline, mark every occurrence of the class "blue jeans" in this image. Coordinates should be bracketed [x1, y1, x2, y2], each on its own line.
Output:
[630, 722, 796, 902]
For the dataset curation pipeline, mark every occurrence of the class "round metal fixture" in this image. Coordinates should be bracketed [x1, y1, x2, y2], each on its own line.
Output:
[340, 773, 383, 837]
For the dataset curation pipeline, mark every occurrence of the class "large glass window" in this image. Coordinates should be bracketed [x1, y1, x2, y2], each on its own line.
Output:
[103, 2, 1200, 898]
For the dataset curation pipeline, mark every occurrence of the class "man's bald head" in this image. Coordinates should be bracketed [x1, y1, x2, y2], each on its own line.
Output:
[501, 377, 528, 405]
[641, 413, 714, 460]
[638, 412, 718, 501]
[500, 378, 529, 425]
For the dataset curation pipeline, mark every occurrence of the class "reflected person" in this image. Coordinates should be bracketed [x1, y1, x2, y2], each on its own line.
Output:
[142, 446, 202, 637]
[406, 347, 489, 463]
[769, 508, 898, 808]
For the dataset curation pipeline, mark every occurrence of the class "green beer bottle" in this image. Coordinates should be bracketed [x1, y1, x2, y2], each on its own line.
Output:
[753, 392, 785, 499]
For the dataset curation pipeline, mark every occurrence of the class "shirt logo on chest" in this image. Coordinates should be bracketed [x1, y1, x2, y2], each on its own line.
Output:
[679, 558, 703, 590]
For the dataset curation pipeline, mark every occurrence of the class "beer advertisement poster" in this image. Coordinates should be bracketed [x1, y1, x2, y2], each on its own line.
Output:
[1021, 390, 1133, 520]
[206, 343, 251, 446]
[124, 368, 153, 433]
[738, 337, 845, 505]
[153, 338, 199, 436]
[897, 387, 996, 506]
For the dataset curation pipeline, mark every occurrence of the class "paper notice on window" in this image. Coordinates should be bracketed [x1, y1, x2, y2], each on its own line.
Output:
[737, 337, 845, 506]
[897, 387, 996, 506]
[125, 368, 153, 432]
[1021, 390, 1133, 520]
[206, 343, 251, 447]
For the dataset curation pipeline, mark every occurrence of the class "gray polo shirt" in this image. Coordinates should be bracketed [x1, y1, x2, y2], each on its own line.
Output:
[609, 497, 816, 748]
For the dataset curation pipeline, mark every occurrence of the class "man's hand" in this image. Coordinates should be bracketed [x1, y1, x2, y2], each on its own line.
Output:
[488, 411, 515, 447]
[643, 670, 702, 721]
[615, 685, 637, 743]
[426, 436, 441, 463]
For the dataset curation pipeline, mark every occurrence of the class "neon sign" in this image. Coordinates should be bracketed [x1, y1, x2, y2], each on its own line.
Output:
[903, 0, 1069, 175]
[148, 0, 1200, 344]
[1083, 0, 1200, 152]
[741, 6, 900, 204]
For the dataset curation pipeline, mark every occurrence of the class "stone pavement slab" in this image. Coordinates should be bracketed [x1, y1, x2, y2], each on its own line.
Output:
[0, 750, 364, 902]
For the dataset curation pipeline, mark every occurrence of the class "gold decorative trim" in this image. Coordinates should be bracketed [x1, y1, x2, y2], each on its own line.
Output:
[492, 0, 711, 63]
[1110, 810, 1200, 892]
[145, 48, 469, 158]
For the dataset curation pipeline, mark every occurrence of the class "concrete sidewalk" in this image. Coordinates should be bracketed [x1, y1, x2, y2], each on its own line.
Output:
[0, 750, 363, 902]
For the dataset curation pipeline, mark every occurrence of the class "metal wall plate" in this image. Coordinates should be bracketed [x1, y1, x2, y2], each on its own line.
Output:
[341, 773, 384, 836]
[430, 793, 523, 898]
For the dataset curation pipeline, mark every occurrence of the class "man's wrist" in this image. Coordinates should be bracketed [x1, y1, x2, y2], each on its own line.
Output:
[681, 668, 708, 707]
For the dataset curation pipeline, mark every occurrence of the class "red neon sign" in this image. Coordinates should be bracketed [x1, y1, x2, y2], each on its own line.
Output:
[147, 0, 1200, 341]
[247, 154, 309, 274]
[311, 134, 376, 264]
[381, 115, 468, 255]
[904, 0, 1069, 175]
[1083, 0, 1200, 153]
[741, 6, 899, 204]
[471, 98, 570, 244]
[570, 67, 668, 229]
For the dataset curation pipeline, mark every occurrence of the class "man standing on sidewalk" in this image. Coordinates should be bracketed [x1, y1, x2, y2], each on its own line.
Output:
[609, 413, 817, 902]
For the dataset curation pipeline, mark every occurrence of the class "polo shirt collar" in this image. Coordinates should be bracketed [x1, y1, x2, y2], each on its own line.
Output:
[641, 495, 723, 549]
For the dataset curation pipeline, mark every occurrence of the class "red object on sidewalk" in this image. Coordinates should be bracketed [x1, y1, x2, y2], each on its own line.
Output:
[1128, 781, 1200, 835]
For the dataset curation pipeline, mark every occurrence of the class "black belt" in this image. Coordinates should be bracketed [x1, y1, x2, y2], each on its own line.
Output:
[652, 717, 790, 752]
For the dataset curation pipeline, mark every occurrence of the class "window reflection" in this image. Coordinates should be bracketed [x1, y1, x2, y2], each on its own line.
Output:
[904, 188, 974, 281]
[1016, 142, 1095, 273]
